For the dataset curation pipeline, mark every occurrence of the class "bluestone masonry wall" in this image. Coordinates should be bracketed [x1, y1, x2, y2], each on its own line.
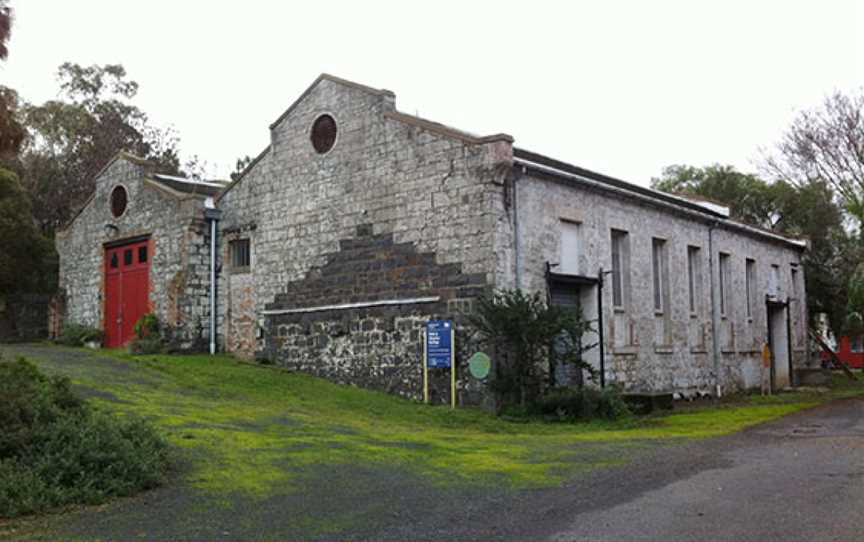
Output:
[56, 155, 213, 348]
[510, 169, 807, 395]
[217, 76, 512, 401]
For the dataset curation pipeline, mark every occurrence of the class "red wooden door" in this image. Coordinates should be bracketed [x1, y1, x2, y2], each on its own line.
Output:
[104, 240, 151, 348]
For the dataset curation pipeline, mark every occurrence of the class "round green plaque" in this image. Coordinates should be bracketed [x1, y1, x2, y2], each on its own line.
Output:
[468, 352, 491, 380]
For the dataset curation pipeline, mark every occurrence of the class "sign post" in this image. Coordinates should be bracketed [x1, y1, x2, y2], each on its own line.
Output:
[424, 320, 456, 408]
[422, 327, 429, 404]
[450, 326, 456, 409]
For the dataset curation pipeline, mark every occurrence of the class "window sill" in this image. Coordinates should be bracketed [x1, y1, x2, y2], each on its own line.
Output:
[721, 348, 736, 354]
[229, 267, 251, 275]
[690, 347, 708, 354]
[689, 312, 699, 319]
[613, 346, 639, 356]
[654, 345, 674, 354]
[654, 310, 664, 317]
[613, 307, 627, 314]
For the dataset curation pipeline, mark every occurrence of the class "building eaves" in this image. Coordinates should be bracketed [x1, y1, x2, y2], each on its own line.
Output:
[514, 148, 727, 218]
[513, 148, 807, 250]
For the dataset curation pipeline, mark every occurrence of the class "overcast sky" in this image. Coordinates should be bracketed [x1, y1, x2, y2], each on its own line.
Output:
[2, 0, 862, 184]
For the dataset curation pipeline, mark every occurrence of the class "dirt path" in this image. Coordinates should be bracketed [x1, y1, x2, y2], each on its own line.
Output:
[2, 344, 862, 541]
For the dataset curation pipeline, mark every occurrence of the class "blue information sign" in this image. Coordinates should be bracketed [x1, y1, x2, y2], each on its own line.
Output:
[426, 320, 453, 368]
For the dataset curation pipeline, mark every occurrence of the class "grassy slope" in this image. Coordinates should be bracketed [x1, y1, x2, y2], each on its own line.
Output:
[19, 347, 864, 497]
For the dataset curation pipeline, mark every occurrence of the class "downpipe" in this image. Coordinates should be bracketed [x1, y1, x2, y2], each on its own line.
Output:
[708, 222, 722, 398]
[204, 199, 222, 355]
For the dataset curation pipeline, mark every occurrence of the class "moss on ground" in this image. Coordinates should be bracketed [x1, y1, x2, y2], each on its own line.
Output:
[18, 346, 864, 498]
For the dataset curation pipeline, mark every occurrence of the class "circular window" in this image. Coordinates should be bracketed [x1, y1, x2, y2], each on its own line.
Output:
[310, 114, 337, 154]
[110, 186, 128, 218]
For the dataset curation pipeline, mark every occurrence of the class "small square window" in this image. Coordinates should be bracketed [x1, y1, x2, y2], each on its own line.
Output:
[139, 246, 148, 264]
[124, 249, 133, 266]
[230, 239, 251, 270]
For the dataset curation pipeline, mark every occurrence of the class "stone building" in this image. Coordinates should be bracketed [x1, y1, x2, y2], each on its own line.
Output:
[56, 74, 808, 401]
[56, 153, 224, 349]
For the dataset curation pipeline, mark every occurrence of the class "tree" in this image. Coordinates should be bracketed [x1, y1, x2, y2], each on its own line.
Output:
[15, 63, 183, 235]
[0, 86, 24, 159]
[0, 2, 23, 160]
[230, 155, 253, 182]
[847, 264, 864, 335]
[0, 168, 53, 295]
[766, 90, 864, 226]
[468, 289, 596, 412]
[0, 1, 11, 60]
[652, 164, 779, 227]
[653, 164, 852, 335]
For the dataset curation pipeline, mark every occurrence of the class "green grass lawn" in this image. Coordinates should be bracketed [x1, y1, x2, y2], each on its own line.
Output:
[13, 346, 864, 497]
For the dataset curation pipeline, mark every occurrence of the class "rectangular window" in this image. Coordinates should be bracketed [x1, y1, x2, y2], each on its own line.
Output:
[719, 252, 730, 316]
[770, 264, 780, 297]
[611, 230, 629, 308]
[559, 220, 581, 275]
[745, 258, 756, 318]
[852, 336, 864, 353]
[791, 268, 799, 299]
[652, 238, 667, 312]
[687, 246, 701, 314]
[123, 249, 133, 266]
[138, 246, 148, 264]
[230, 239, 251, 270]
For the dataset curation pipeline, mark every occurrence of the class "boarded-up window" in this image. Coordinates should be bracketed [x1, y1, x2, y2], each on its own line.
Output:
[769, 264, 780, 297]
[230, 239, 251, 270]
[311, 114, 337, 154]
[746, 258, 756, 318]
[687, 246, 701, 314]
[559, 220, 581, 275]
[719, 252, 731, 316]
[652, 238, 667, 313]
[110, 186, 127, 218]
[611, 230, 629, 308]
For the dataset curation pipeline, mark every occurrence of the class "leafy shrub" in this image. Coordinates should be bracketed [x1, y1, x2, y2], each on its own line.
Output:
[535, 386, 631, 421]
[469, 289, 598, 412]
[56, 323, 104, 347]
[0, 355, 169, 518]
[129, 313, 164, 355]
[133, 313, 159, 339]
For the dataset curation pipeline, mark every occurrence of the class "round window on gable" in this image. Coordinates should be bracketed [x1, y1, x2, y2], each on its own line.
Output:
[110, 186, 128, 218]
[310, 114, 337, 154]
